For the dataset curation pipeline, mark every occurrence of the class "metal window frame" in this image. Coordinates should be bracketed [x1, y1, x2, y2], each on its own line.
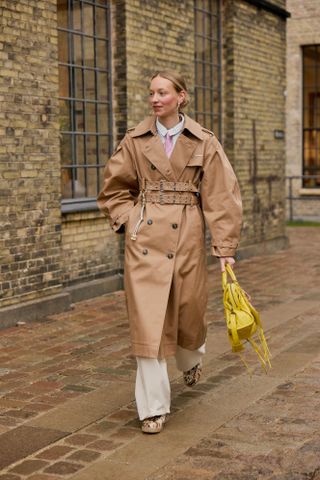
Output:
[58, 0, 113, 212]
[243, 0, 290, 19]
[302, 44, 320, 188]
[194, 0, 222, 138]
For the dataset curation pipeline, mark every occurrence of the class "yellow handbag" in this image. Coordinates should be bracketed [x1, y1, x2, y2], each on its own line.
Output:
[222, 264, 271, 372]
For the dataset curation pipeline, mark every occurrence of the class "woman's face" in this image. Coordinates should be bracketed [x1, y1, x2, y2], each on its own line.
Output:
[149, 76, 185, 120]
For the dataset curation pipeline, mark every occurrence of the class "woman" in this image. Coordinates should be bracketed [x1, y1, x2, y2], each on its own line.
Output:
[97, 71, 242, 434]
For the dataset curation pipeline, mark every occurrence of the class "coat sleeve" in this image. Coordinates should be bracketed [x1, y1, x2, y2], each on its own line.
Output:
[200, 135, 242, 257]
[97, 134, 139, 232]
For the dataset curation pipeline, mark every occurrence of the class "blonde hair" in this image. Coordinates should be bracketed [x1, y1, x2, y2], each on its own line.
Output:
[151, 70, 190, 109]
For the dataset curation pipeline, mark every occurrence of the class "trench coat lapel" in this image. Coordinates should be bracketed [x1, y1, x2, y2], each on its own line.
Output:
[170, 134, 198, 180]
[142, 135, 177, 181]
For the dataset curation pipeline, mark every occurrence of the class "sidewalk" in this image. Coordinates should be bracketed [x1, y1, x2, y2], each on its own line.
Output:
[0, 226, 320, 480]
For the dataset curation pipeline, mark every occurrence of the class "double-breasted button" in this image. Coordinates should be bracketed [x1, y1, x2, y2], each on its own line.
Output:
[147, 219, 153, 225]
[142, 249, 148, 255]
[151, 164, 156, 170]
[172, 223, 178, 229]
[167, 253, 174, 259]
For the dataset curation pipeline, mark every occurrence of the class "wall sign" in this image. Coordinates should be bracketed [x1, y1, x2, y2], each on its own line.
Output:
[274, 130, 285, 139]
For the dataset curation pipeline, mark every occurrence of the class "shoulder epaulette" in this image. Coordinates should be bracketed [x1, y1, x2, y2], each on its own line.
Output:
[201, 127, 215, 137]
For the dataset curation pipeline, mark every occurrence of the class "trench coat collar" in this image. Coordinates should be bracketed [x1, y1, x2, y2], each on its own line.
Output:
[170, 134, 197, 180]
[142, 134, 176, 181]
[130, 114, 204, 140]
[131, 115, 204, 181]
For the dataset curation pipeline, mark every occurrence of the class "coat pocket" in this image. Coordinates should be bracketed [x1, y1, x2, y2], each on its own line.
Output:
[186, 155, 204, 167]
[125, 203, 143, 239]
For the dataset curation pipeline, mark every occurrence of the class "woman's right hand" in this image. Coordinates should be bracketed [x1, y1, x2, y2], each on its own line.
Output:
[219, 256, 235, 272]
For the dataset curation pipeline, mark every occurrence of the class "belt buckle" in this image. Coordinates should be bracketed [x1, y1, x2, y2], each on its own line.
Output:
[160, 180, 164, 205]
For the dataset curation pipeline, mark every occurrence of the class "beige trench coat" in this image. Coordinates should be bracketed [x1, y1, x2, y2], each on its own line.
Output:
[97, 115, 242, 358]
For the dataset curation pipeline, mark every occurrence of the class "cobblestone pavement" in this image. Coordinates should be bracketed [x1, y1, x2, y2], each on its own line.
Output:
[0, 226, 320, 479]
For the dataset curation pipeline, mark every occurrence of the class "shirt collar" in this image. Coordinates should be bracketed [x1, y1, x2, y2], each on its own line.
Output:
[129, 114, 204, 140]
[156, 114, 185, 137]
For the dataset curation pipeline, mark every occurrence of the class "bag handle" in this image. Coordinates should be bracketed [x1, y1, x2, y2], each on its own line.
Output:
[226, 263, 237, 281]
[222, 263, 238, 289]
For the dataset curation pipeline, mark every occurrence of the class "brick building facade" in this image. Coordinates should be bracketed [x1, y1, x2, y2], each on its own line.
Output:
[286, 0, 320, 220]
[0, 0, 289, 326]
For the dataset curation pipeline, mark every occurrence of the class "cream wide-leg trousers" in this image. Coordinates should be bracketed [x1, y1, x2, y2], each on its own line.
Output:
[135, 344, 205, 420]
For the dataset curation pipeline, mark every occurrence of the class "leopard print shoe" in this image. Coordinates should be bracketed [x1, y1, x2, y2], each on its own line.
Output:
[183, 363, 202, 387]
[141, 414, 168, 434]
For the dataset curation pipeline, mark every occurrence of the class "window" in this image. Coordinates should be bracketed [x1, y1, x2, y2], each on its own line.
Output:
[57, 0, 112, 211]
[194, 0, 222, 137]
[303, 45, 320, 188]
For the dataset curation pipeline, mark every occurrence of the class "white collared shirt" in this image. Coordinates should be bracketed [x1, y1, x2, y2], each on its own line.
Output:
[156, 114, 185, 149]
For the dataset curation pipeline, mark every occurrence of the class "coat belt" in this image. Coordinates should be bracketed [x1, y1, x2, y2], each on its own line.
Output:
[144, 191, 199, 206]
[140, 179, 200, 194]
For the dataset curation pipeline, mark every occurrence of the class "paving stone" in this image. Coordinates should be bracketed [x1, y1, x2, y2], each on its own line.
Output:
[23, 404, 54, 413]
[26, 475, 61, 480]
[66, 449, 101, 463]
[44, 461, 83, 475]
[0, 426, 10, 434]
[85, 420, 117, 434]
[206, 374, 231, 384]
[192, 382, 219, 392]
[178, 390, 205, 398]
[86, 440, 123, 451]
[3, 391, 36, 401]
[171, 395, 192, 408]
[60, 369, 88, 377]
[63, 434, 98, 446]
[62, 385, 94, 393]
[0, 426, 67, 470]
[0, 416, 19, 427]
[10, 459, 48, 475]
[4, 410, 37, 419]
[0, 399, 26, 409]
[124, 418, 141, 430]
[36, 392, 77, 405]
[107, 409, 137, 422]
[219, 365, 246, 376]
[0, 475, 21, 480]
[109, 427, 139, 441]
[27, 382, 62, 393]
[36, 445, 74, 460]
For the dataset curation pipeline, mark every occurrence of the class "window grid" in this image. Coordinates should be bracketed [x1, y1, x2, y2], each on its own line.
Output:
[302, 45, 320, 188]
[58, 0, 112, 207]
[194, 0, 222, 137]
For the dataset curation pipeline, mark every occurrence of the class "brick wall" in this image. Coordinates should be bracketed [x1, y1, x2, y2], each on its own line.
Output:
[61, 212, 121, 286]
[125, 0, 195, 126]
[0, 0, 63, 308]
[286, 0, 320, 220]
[223, 0, 287, 247]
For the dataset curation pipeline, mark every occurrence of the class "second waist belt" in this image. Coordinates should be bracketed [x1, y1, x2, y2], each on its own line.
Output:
[130, 180, 200, 240]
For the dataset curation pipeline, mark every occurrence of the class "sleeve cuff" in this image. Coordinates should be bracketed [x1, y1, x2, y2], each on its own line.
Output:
[110, 210, 131, 232]
[211, 244, 238, 257]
